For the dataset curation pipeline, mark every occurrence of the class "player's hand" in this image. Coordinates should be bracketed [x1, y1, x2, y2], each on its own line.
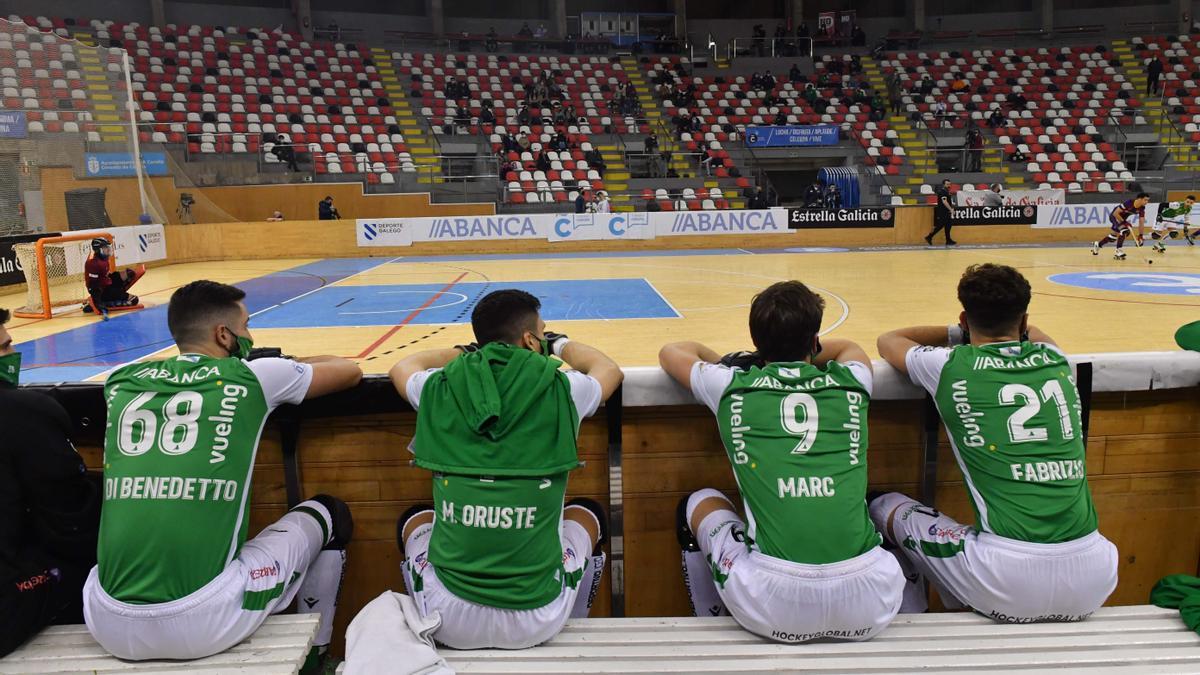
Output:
[455, 342, 480, 353]
[247, 347, 289, 361]
[718, 350, 765, 370]
[544, 331, 570, 355]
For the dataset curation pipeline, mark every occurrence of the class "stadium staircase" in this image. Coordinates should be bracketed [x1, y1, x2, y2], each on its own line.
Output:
[371, 47, 439, 183]
[1115, 37, 1200, 169]
[72, 29, 126, 144]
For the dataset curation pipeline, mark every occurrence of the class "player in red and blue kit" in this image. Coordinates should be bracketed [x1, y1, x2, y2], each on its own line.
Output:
[1092, 193, 1150, 260]
[83, 239, 144, 320]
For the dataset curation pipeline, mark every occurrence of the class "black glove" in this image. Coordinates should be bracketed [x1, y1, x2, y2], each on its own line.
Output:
[455, 342, 480, 353]
[718, 350, 766, 370]
[246, 347, 286, 361]
[543, 331, 570, 355]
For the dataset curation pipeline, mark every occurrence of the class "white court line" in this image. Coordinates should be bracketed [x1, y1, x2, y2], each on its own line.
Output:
[88, 256, 405, 381]
[642, 279, 684, 319]
[340, 291, 469, 316]
[591, 260, 852, 335]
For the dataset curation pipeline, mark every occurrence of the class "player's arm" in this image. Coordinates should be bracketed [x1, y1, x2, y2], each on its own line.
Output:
[389, 347, 462, 404]
[659, 341, 722, 390]
[304, 357, 362, 399]
[1025, 324, 1057, 347]
[877, 325, 952, 375]
[812, 337, 872, 371]
[559, 340, 623, 402]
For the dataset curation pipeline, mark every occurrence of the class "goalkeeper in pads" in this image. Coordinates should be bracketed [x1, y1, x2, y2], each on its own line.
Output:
[658, 281, 905, 643]
[83, 281, 363, 671]
[83, 238, 145, 319]
[1149, 195, 1195, 252]
[390, 289, 622, 649]
[874, 264, 1117, 624]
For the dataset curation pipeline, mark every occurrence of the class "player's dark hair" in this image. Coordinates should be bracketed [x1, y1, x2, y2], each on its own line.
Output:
[1136, 192, 1150, 200]
[957, 264, 1031, 336]
[1187, 195, 1196, 201]
[0, 307, 8, 325]
[471, 289, 541, 345]
[167, 280, 247, 346]
[749, 281, 825, 363]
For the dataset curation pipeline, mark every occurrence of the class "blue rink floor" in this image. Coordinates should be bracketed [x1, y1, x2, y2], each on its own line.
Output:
[16, 257, 678, 383]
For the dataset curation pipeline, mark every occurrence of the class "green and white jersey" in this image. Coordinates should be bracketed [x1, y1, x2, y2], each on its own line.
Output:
[99, 355, 312, 604]
[906, 343, 1098, 544]
[1159, 202, 1192, 221]
[405, 367, 602, 610]
[691, 360, 882, 565]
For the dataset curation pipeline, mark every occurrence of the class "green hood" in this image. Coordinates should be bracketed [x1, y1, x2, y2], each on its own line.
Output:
[412, 342, 580, 476]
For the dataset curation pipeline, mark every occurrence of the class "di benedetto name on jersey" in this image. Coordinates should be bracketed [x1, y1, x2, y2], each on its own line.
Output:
[693, 359, 881, 565]
[98, 355, 312, 605]
[908, 342, 1098, 544]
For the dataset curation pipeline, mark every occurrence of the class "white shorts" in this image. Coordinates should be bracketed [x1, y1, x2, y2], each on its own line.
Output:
[870, 493, 1118, 623]
[404, 518, 592, 650]
[83, 504, 328, 660]
[695, 508, 905, 643]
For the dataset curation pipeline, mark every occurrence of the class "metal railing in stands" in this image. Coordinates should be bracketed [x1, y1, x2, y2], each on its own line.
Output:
[726, 37, 815, 61]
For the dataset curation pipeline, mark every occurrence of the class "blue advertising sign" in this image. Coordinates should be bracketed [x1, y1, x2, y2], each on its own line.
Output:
[744, 125, 839, 148]
[0, 111, 27, 138]
[84, 152, 169, 177]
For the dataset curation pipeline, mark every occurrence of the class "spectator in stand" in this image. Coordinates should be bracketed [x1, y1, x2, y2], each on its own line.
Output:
[644, 131, 659, 156]
[585, 147, 606, 177]
[987, 106, 1006, 129]
[454, 105, 471, 132]
[886, 72, 904, 115]
[918, 74, 935, 97]
[802, 83, 819, 105]
[485, 27, 499, 52]
[672, 110, 691, 137]
[950, 75, 969, 94]
[1146, 55, 1164, 96]
[536, 149, 552, 172]
[593, 191, 611, 213]
[1007, 91, 1027, 111]
[518, 22, 532, 37]
[552, 131, 569, 152]
[774, 111, 788, 126]
[869, 91, 886, 121]
[849, 54, 863, 76]
[750, 72, 764, 92]
[699, 143, 717, 175]
[272, 134, 299, 171]
[646, 197, 662, 212]
[480, 106, 496, 125]
[516, 133, 532, 152]
[797, 22, 810, 39]
[763, 70, 776, 91]
[932, 99, 949, 128]
[852, 24, 867, 46]
[516, 104, 532, 127]
[575, 191, 588, 213]
[318, 196, 340, 220]
[765, 185, 779, 207]
[965, 125, 985, 172]
[266, 210, 284, 222]
[752, 24, 767, 57]
[803, 179, 825, 208]
[789, 63, 803, 83]
[552, 104, 570, 126]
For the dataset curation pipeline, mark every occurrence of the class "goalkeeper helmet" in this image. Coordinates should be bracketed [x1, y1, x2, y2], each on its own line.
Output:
[91, 238, 111, 259]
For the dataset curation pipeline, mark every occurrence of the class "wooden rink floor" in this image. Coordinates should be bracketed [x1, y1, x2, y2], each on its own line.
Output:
[6, 242, 1200, 380]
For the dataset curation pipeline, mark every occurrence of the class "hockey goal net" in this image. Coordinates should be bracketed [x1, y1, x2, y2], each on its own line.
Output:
[13, 233, 114, 319]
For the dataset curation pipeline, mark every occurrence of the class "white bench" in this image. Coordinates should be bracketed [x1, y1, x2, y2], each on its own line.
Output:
[441, 607, 1200, 673]
[0, 614, 317, 674]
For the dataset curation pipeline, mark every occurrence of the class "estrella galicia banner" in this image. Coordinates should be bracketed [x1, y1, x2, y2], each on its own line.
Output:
[0, 232, 60, 285]
[745, 125, 839, 148]
[84, 152, 169, 177]
[0, 111, 27, 138]
[949, 204, 1038, 226]
[787, 207, 895, 229]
